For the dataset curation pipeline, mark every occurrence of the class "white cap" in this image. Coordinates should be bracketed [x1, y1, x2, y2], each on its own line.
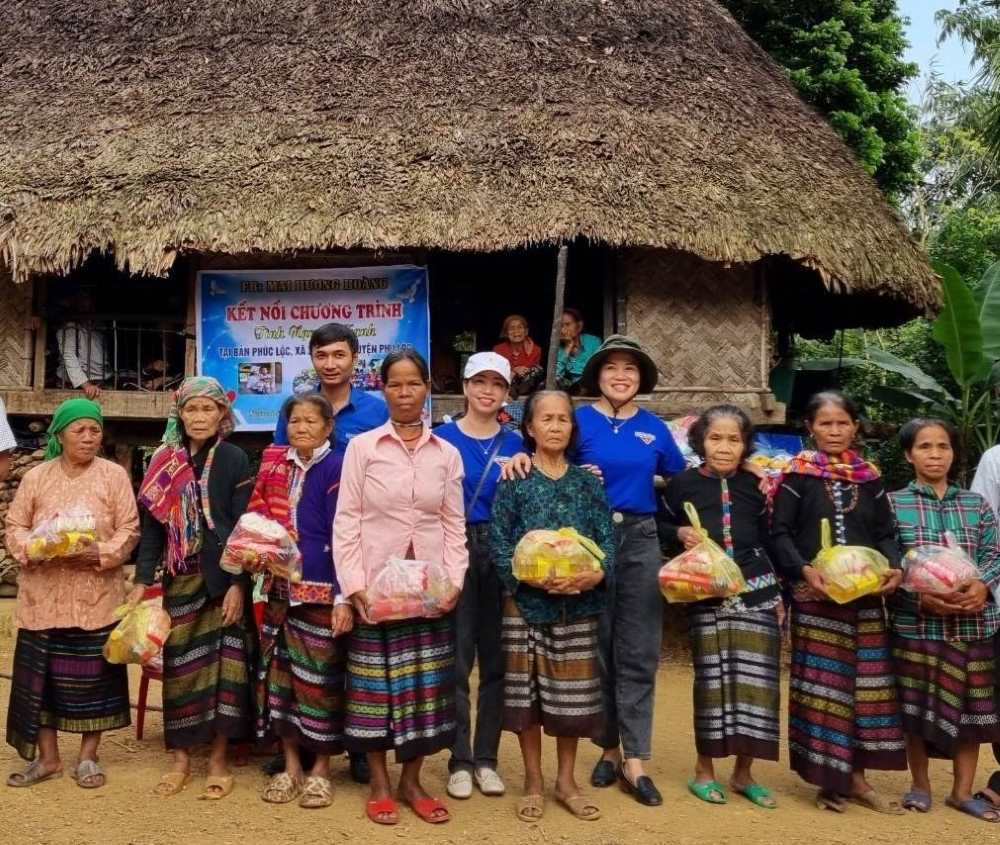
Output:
[464, 352, 512, 384]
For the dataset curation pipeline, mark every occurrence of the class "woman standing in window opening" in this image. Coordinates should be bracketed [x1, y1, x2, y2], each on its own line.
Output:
[658, 405, 783, 809]
[889, 419, 1000, 823]
[493, 314, 544, 398]
[435, 352, 523, 800]
[334, 350, 468, 826]
[503, 334, 686, 806]
[131, 377, 256, 801]
[771, 391, 906, 814]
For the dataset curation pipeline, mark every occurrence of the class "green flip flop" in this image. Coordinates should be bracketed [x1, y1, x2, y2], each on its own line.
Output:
[688, 779, 727, 804]
[734, 783, 777, 809]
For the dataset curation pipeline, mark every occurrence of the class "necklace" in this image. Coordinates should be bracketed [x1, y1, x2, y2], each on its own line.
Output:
[391, 418, 423, 428]
[533, 457, 568, 480]
[477, 431, 501, 458]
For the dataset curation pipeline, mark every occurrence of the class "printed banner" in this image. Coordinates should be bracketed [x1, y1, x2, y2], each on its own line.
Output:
[196, 266, 430, 432]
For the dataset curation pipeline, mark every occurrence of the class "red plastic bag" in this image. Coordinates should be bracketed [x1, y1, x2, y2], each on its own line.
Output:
[221, 513, 303, 582]
[367, 558, 453, 622]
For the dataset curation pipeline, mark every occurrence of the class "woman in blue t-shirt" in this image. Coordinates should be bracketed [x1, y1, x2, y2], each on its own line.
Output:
[435, 352, 522, 802]
[503, 335, 686, 806]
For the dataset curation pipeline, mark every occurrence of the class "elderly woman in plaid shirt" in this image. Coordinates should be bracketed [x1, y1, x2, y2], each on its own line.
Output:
[889, 418, 1000, 824]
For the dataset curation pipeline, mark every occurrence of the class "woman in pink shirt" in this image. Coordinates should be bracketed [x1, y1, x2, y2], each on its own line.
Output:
[334, 350, 468, 826]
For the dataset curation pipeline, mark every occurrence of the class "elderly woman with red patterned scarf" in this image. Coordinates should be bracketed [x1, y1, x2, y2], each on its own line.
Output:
[771, 391, 905, 814]
[130, 376, 256, 801]
[250, 393, 354, 810]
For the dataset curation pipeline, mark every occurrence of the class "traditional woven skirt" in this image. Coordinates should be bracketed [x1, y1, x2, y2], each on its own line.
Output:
[162, 571, 255, 749]
[256, 599, 347, 754]
[345, 616, 456, 761]
[688, 606, 781, 760]
[6, 625, 130, 761]
[892, 634, 1000, 757]
[789, 596, 906, 793]
[501, 597, 603, 739]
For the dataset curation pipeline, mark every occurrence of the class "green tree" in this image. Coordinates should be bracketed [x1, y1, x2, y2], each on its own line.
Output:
[723, 0, 921, 195]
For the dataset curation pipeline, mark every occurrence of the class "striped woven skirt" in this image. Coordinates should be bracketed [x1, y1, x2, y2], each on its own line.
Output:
[789, 596, 906, 794]
[892, 634, 1000, 757]
[344, 616, 456, 761]
[256, 599, 347, 754]
[501, 597, 603, 739]
[687, 606, 781, 760]
[162, 572, 255, 750]
[6, 625, 130, 761]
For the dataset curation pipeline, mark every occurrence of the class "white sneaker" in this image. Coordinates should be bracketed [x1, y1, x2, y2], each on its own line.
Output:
[447, 769, 474, 799]
[474, 766, 506, 796]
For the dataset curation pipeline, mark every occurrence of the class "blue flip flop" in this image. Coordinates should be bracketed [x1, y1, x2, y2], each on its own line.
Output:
[946, 796, 1000, 823]
[902, 789, 931, 813]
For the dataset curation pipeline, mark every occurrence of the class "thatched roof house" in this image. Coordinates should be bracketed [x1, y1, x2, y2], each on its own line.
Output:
[0, 0, 938, 424]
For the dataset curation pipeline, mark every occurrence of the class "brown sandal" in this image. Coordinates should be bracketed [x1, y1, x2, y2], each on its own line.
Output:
[262, 772, 302, 804]
[71, 760, 106, 789]
[556, 792, 601, 820]
[6, 761, 63, 788]
[154, 771, 190, 797]
[199, 775, 235, 801]
[299, 775, 333, 809]
[516, 794, 545, 822]
[850, 789, 904, 815]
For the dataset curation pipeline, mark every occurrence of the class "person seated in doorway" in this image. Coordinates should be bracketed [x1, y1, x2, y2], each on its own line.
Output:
[52, 290, 110, 400]
[493, 314, 544, 398]
[556, 308, 601, 395]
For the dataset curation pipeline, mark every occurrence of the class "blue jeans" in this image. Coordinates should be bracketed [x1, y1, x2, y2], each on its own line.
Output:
[594, 514, 664, 761]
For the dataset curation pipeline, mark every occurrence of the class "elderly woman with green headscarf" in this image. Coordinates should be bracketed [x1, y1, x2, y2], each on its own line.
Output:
[128, 377, 256, 801]
[5, 398, 139, 790]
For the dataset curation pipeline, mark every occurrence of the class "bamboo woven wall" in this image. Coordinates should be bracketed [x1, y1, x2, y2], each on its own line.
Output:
[0, 271, 32, 388]
[619, 249, 775, 416]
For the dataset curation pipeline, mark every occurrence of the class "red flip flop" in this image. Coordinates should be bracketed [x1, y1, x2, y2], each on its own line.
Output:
[366, 798, 399, 825]
[408, 796, 451, 824]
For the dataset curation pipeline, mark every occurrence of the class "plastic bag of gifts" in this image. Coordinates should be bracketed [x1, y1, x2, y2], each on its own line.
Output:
[103, 598, 171, 667]
[511, 527, 605, 586]
[366, 557, 453, 622]
[658, 502, 747, 603]
[812, 518, 890, 604]
[26, 508, 98, 562]
[902, 532, 980, 595]
[220, 512, 303, 583]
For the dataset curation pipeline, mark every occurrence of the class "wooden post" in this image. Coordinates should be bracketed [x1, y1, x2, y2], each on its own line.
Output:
[544, 244, 568, 390]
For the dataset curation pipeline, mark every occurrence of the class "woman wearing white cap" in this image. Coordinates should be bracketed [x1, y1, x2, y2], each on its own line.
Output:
[435, 352, 523, 800]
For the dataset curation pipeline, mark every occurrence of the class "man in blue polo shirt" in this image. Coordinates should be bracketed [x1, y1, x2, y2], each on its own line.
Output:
[268, 322, 387, 785]
[273, 323, 388, 455]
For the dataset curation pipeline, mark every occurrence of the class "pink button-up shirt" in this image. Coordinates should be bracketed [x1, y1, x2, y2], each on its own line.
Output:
[333, 420, 468, 598]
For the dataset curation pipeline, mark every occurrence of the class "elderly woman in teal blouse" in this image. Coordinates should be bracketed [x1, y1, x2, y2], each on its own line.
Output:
[490, 390, 615, 824]
[555, 309, 601, 394]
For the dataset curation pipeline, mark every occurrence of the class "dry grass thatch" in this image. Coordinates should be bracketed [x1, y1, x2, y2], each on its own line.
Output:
[0, 0, 938, 316]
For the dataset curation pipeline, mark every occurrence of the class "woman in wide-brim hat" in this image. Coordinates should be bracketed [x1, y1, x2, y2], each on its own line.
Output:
[503, 334, 686, 806]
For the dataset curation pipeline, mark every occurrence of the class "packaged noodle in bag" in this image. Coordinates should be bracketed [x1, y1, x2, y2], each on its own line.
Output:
[658, 502, 746, 603]
[103, 599, 171, 666]
[812, 518, 889, 604]
[26, 507, 97, 562]
[367, 557, 453, 622]
[512, 527, 605, 585]
[220, 513, 303, 582]
[902, 532, 980, 595]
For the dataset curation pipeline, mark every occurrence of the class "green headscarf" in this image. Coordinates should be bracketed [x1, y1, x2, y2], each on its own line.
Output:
[45, 398, 104, 460]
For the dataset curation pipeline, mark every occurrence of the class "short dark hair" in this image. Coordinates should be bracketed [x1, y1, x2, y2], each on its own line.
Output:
[688, 404, 754, 461]
[284, 393, 335, 427]
[521, 390, 578, 453]
[804, 390, 861, 425]
[381, 348, 430, 383]
[309, 322, 359, 355]
[899, 417, 959, 453]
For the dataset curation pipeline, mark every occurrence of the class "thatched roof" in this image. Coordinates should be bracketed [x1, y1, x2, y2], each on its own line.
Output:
[0, 0, 938, 321]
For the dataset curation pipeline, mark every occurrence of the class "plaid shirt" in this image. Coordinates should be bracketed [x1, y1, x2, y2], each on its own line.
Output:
[889, 482, 1000, 642]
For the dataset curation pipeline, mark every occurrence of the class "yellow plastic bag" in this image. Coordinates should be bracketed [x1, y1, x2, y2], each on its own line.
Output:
[512, 527, 605, 584]
[103, 601, 171, 666]
[658, 503, 747, 603]
[812, 518, 889, 604]
[25, 508, 97, 562]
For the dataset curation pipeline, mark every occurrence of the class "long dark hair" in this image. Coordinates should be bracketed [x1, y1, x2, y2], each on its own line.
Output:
[380, 348, 430, 383]
[803, 390, 861, 425]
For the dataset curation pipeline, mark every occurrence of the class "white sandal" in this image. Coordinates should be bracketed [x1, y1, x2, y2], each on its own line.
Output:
[447, 769, 473, 799]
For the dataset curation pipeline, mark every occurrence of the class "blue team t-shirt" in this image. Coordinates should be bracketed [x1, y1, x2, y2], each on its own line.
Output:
[273, 385, 389, 456]
[434, 421, 522, 524]
[572, 405, 685, 514]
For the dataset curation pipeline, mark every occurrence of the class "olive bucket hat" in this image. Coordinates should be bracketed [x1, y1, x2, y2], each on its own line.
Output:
[581, 334, 659, 395]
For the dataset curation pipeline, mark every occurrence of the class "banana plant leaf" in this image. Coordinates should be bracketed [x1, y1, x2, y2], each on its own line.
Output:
[792, 357, 867, 371]
[932, 262, 989, 387]
[977, 260, 1000, 365]
[866, 348, 954, 398]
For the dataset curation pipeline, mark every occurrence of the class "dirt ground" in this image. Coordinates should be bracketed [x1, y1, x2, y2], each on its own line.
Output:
[0, 598, 996, 845]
